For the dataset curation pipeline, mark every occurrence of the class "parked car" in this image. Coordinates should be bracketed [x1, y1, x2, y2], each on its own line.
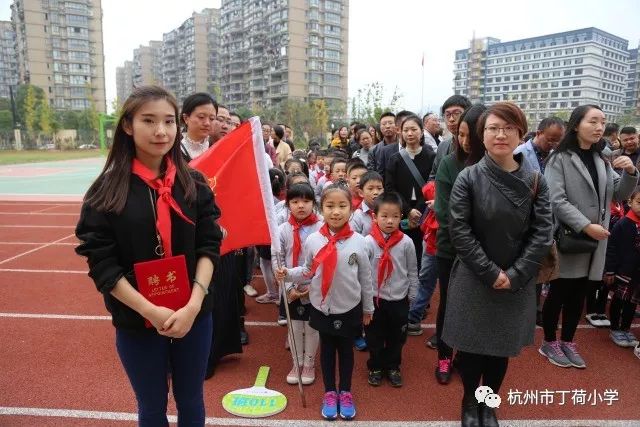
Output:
[78, 144, 98, 149]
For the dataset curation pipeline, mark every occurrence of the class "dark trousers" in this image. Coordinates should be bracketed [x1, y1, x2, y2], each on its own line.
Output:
[116, 315, 213, 427]
[364, 298, 409, 371]
[436, 256, 454, 360]
[404, 227, 424, 272]
[457, 351, 509, 398]
[543, 277, 590, 342]
[585, 280, 609, 315]
[319, 332, 354, 392]
[610, 297, 637, 331]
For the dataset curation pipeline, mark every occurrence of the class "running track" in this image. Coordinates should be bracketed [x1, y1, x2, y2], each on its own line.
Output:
[0, 201, 639, 427]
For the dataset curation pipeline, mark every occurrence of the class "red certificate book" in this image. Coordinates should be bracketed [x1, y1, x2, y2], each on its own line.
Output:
[134, 255, 192, 328]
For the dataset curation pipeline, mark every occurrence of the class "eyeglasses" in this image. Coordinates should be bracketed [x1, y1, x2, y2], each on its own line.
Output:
[216, 117, 233, 126]
[444, 110, 463, 120]
[484, 125, 518, 136]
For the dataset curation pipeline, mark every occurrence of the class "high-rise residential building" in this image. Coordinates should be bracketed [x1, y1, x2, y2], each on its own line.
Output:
[11, 0, 106, 112]
[162, 8, 220, 105]
[453, 28, 632, 123]
[115, 60, 133, 107]
[220, 0, 349, 111]
[133, 41, 162, 88]
[0, 21, 19, 100]
[625, 47, 639, 115]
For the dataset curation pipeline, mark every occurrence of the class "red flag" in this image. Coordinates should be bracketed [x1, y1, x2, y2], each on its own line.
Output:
[189, 117, 278, 256]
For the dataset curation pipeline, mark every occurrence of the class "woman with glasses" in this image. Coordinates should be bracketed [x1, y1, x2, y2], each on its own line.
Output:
[443, 102, 553, 427]
[540, 105, 638, 370]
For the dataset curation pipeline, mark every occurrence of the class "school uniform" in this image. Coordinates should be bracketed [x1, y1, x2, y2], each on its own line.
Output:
[350, 202, 375, 236]
[364, 232, 418, 371]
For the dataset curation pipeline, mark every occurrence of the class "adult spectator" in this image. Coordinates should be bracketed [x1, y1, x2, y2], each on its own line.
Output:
[262, 123, 278, 165]
[278, 123, 295, 152]
[179, 92, 217, 162]
[272, 124, 293, 169]
[376, 110, 415, 180]
[515, 117, 565, 174]
[429, 95, 472, 181]
[603, 123, 621, 151]
[229, 112, 242, 129]
[352, 128, 374, 165]
[422, 112, 442, 151]
[444, 102, 553, 427]
[541, 105, 638, 370]
[367, 112, 397, 173]
[209, 104, 232, 143]
[613, 127, 640, 171]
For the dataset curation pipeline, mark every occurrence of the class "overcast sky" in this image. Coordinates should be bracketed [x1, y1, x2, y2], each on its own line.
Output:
[2, 0, 640, 115]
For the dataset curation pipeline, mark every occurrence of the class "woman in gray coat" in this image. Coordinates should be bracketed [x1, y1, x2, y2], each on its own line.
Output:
[443, 102, 553, 427]
[540, 105, 638, 369]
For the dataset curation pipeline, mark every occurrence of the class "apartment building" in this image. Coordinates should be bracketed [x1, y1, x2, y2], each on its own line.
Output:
[220, 0, 349, 110]
[115, 59, 132, 107]
[11, 0, 106, 112]
[453, 28, 633, 123]
[625, 47, 639, 115]
[0, 21, 19, 100]
[133, 40, 162, 88]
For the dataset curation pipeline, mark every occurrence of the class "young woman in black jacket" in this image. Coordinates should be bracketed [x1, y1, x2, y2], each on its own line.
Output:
[76, 86, 223, 426]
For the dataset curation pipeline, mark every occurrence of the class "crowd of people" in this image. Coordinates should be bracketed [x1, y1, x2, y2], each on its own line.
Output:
[75, 84, 640, 427]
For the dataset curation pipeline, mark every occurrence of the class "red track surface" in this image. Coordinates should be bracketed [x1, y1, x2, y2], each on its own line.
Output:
[1, 201, 639, 426]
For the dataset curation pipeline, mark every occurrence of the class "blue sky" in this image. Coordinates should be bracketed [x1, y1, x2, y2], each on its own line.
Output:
[2, 0, 639, 115]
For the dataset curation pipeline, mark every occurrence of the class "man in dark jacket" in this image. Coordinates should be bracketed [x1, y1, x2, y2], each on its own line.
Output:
[428, 95, 471, 181]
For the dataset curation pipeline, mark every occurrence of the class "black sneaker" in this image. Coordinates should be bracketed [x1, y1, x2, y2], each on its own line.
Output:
[425, 333, 438, 349]
[387, 369, 403, 387]
[407, 322, 423, 336]
[367, 370, 383, 386]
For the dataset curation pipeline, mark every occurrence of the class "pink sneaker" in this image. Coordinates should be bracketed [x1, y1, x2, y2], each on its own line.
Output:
[255, 293, 278, 304]
[301, 364, 315, 385]
[286, 366, 299, 384]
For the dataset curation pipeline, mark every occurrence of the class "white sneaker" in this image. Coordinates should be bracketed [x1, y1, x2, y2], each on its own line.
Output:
[243, 284, 258, 297]
[286, 366, 299, 384]
[585, 313, 603, 327]
[596, 314, 611, 327]
[301, 364, 315, 385]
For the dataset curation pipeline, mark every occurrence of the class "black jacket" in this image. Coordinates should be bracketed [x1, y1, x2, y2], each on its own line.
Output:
[605, 216, 640, 284]
[449, 154, 553, 291]
[384, 147, 435, 217]
[75, 170, 223, 330]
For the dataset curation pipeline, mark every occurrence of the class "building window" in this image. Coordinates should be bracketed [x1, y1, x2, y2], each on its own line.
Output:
[573, 80, 581, 86]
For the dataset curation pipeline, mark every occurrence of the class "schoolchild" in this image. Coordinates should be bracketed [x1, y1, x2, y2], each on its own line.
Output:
[350, 171, 384, 236]
[276, 183, 374, 420]
[364, 192, 418, 387]
[273, 183, 323, 384]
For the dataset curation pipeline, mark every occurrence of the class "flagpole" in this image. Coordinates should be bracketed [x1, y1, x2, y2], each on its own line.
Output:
[421, 51, 425, 114]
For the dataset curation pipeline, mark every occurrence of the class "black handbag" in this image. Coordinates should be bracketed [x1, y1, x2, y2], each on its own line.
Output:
[555, 225, 598, 254]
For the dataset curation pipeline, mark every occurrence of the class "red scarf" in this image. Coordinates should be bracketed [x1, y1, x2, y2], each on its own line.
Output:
[288, 213, 320, 267]
[131, 157, 194, 258]
[308, 223, 354, 304]
[369, 223, 404, 304]
[627, 210, 640, 225]
[352, 194, 363, 210]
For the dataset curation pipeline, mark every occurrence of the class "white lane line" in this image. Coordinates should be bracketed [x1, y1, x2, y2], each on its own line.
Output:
[0, 211, 78, 216]
[0, 234, 76, 265]
[0, 241, 76, 246]
[31, 205, 66, 213]
[0, 268, 86, 274]
[0, 407, 637, 427]
[0, 225, 75, 228]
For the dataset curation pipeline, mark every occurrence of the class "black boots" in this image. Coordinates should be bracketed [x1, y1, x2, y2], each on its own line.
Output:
[461, 395, 480, 427]
[480, 403, 499, 427]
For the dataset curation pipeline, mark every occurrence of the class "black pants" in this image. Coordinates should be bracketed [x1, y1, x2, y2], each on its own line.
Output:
[542, 277, 590, 342]
[610, 297, 637, 331]
[364, 298, 409, 371]
[404, 227, 424, 272]
[436, 256, 454, 360]
[585, 280, 608, 315]
[319, 333, 354, 392]
[457, 351, 509, 398]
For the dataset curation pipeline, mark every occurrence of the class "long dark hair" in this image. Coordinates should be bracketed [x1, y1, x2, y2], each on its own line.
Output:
[84, 85, 196, 214]
[455, 104, 487, 165]
[550, 104, 605, 159]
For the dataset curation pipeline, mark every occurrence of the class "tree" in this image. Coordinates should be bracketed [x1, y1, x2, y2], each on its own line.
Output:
[311, 99, 328, 140]
[15, 84, 45, 128]
[616, 109, 640, 127]
[349, 81, 402, 124]
[0, 110, 12, 130]
[37, 99, 56, 138]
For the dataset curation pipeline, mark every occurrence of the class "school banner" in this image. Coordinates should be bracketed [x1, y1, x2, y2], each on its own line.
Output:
[190, 117, 278, 256]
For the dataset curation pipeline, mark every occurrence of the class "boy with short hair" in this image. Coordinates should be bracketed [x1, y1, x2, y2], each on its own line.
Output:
[364, 192, 418, 387]
[350, 171, 384, 236]
[346, 160, 368, 210]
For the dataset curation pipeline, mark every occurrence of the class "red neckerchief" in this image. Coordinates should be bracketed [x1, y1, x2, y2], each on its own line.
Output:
[363, 203, 375, 222]
[369, 222, 404, 305]
[308, 223, 354, 304]
[627, 210, 640, 225]
[288, 213, 319, 267]
[131, 157, 194, 258]
[352, 194, 363, 210]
